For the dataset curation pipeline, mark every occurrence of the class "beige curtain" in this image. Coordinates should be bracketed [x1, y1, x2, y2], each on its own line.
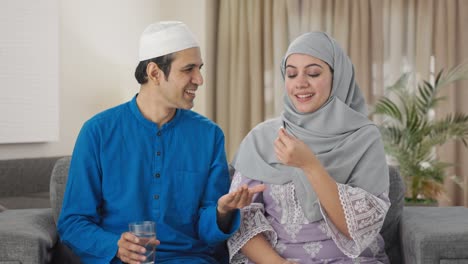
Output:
[432, 0, 468, 206]
[203, 0, 219, 121]
[214, 0, 290, 160]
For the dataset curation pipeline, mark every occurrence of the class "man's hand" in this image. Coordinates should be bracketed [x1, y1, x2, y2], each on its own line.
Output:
[216, 184, 266, 232]
[217, 184, 266, 215]
[116, 232, 160, 264]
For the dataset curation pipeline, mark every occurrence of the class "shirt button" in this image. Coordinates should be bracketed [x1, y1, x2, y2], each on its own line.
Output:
[155, 173, 160, 178]
[153, 194, 159, 200]
[156, 151, 161, 156]
[157, 131, 162, 136]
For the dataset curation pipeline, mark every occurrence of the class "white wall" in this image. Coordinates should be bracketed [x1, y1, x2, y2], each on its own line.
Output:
[0, 0, 60, 144]
[0, 0, 209, 159]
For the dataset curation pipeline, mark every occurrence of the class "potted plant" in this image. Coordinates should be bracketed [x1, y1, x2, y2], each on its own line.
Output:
[371, 63, 468, 204]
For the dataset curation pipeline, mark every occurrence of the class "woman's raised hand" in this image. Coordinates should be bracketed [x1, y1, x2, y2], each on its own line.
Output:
[274, 127, 317, 169]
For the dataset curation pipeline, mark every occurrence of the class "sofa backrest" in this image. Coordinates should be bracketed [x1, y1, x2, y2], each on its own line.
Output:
[0, 156, 63, 197]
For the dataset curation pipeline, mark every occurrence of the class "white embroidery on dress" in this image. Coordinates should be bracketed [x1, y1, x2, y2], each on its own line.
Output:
[269, 183, 308, 241]
[320, 183, 390, 259]
[368, 238, 380, 256]
[275, 241, 287, 254]
[303, 242, 323, 258]
[353, 198, 371, 213]
[269, 184, 285, 214]
[230, 255, 247, 264]
[228, 203, 278, 264]
[284, 223, 302, 242]
[318, 220, 332, 238]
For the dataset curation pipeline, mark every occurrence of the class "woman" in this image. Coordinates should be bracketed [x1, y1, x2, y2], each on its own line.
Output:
[228, 32, 390, 263]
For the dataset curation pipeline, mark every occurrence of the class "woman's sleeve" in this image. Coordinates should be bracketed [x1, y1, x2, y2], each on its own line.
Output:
[320, 183, 390, 258]
[227, 171, 278, 264]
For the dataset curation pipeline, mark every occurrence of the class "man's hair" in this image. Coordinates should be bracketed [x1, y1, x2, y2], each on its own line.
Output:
[134, 53, 175, 84]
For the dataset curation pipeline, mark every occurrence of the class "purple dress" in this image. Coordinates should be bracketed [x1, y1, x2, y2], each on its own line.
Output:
[228, 171, 390, 264]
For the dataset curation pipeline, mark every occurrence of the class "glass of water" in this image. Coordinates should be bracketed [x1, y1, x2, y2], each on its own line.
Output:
[129, 221, 156, 264]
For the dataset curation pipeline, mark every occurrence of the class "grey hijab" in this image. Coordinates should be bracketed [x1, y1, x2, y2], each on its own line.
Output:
[232, 32, 389, 222]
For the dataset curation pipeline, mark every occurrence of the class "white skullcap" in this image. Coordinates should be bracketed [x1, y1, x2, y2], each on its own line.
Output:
[138, 21, 199, 61]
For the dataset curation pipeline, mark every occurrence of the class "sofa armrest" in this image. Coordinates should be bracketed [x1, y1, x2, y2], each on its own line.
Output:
[50, 156, 71, 224]
[0, 208, 58, 263]
[400, 206, 468, 264]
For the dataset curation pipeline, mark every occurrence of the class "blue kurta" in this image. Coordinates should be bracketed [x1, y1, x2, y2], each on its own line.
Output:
[58, 95, 240, 264]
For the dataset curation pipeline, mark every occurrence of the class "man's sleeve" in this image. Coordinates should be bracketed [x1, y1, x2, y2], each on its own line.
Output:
[197, 127, 240, 244]
[57, 122, 120, 262]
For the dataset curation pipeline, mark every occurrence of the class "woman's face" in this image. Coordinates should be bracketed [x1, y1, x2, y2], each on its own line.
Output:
[285, 54, 332, 114]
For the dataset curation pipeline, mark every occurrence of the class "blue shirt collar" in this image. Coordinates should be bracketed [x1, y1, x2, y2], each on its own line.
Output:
[129, 94, 183, 131]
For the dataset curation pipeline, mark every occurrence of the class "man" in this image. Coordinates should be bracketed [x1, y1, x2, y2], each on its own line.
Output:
[58, 21, 264, 264]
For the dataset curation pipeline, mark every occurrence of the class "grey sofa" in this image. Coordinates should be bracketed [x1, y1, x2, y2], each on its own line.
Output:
[0, 156, 79, 264]
[1, 156, 468, 264]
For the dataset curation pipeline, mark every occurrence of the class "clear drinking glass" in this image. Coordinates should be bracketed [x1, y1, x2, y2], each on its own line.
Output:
[129, 221, 156, 264]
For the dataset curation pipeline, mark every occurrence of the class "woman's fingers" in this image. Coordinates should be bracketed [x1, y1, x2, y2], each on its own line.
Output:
[278, 127, 294, 142]
[275, 128, 288, 149]
[275, 136, 287, 162]
[274, 137, 284, 151]
[276, 127, 298, 163]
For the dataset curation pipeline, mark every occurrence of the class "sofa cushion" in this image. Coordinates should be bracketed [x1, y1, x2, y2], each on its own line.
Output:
[0, 192, 50, 209]
[0, 208, 57, 263]
[401, 207, 468, 264]
[380, 166, 405, 264]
